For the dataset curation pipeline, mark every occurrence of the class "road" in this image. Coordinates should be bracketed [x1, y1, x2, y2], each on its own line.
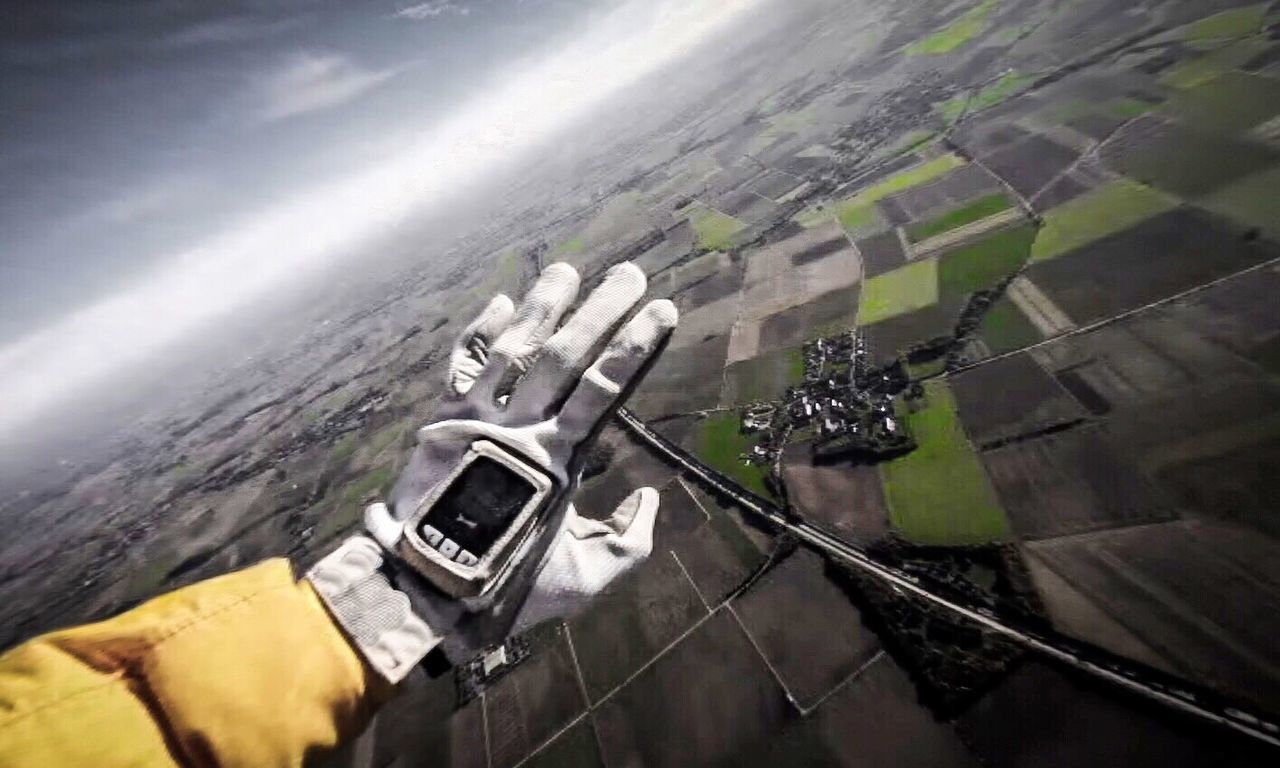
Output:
[614, 406, 1280, 748]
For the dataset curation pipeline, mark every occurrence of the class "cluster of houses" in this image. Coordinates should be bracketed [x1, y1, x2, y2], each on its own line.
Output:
[741, 330, 916, 469]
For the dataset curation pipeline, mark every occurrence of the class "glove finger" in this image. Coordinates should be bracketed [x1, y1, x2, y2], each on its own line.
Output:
[468, 263, 579, 404]
[448, 294, 514, 395]
[506, 262, 647, 420]
[557, 298, 678, 444]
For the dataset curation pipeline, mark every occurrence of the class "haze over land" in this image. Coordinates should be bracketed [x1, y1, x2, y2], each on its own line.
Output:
[3, 0, 1280, 765]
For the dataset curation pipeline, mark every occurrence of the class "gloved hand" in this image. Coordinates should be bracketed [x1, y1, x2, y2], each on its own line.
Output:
[307, 262, 676, 682]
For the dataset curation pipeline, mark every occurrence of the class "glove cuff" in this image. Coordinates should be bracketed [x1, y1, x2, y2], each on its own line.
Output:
[306, 536, 444, 684]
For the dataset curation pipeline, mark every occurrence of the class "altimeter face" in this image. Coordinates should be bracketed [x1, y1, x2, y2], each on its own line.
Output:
[416, 455, 537, 565]
[402, 440, 555, 599]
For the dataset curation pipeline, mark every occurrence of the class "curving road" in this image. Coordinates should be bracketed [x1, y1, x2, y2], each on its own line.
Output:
[615, 406, 1280, 749]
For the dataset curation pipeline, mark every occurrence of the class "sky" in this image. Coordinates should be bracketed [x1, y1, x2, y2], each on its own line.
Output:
[0, 0, 764, 438]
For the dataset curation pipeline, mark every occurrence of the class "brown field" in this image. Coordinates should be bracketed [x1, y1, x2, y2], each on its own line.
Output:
[1027, 520, 1280, 711]
[1027, 207, 1280, 325]
[739, 221, 862, 321]
[569, 551, 710, 701]
[979, 134, 1080, 198]
[1022, 550, 1172, 672]
[1019, 275, 1280, 535]
[738, 654, 979, 768]
[629, 333, 730, 419]
[755, 285, 862, 355]
[591, 611, 794, 768]
[951, 353, 1086, 446]
[958, 661, 1275, 768]
[979, 423, 1177, 539]
[856, 230, 907, 278]
[732, 548, 881, 707]
[863, 297, 965, 366]
[781, 443, 890, 545]
[485, 624, 590, 768]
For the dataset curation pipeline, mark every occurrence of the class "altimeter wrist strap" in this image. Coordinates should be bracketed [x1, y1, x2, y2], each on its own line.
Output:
[306, 536, 443, 684]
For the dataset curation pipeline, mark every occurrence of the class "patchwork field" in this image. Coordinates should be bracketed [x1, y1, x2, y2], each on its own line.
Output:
[721, 346, 805, 407]
[1030, 179, 1177, 263]
[881, 380, 1009, 545]
[905, 192, 1010, 243]
[950, 353, 1085, 446]
[1027, 520, 1280, 710]
[1102, 118, 1280, 199]
[937, 223, 1036, 297]
[863, 298, 965, 366]
[754, 285, 862, 357]
[737, 221, 862, 324]
[834, 154, 967, 236]
[689, 411, 776, 500]
[781, 444, 891, 545]
[857, 258, 939, 325]
[686, 204, 746, 252]
[975, 295, 1042, 354]
[1026, 207, 1280, 325]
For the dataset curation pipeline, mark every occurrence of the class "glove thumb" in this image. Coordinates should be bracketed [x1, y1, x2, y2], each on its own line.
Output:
[513, 487, 660, 634]
[566, 487, 658, 553]
[364, 501, 404, 550]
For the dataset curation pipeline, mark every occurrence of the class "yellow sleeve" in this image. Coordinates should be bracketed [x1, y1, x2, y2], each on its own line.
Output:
[0, 558, 392, 767]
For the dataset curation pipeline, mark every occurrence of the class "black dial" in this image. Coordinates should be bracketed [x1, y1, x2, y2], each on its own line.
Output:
[418, 456, 537, 556]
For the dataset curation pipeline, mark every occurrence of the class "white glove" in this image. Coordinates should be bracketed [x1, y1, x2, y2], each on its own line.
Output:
[307, 262, 677, 682]
[511, 487, 658, 635]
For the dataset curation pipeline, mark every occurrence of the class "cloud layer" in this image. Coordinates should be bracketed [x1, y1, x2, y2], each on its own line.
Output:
[256, 51, 397, 122]
[395, 2, 472, 20]
[0, 0, 763, 436]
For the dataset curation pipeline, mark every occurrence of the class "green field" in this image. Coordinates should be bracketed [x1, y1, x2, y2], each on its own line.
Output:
[749, 107, 821, 154]
[977, 296, 1042, 353]
[1102, 96, 1158, 119]
[330, 432, 360, 462]
[1030, 179, 1176, 262]
[795, 204, 837, 229]
[1199, 166, 1280, 240]
[552, 236, 586, 256]
[1160, 39, 1271, 89]
[835, 202, 884, 236]
[838, 154, 966, 211]
[722, 347, 806, 404]
[1164, 71, 1280, 133]
[939, 224, 1037, 296]
[691, 411, 776, 501]
[885, 129, 938, 156]
[834, 154, 966, 236]
[689, 205, 746, 251]
[1181, 4, 1267, 41]
[937, 71, 1036, 122]
[906, 192, 1011, 243]
[857, 258, 940, 325]
[906, 0, 998, 55]
[880, 380, 1009, 544]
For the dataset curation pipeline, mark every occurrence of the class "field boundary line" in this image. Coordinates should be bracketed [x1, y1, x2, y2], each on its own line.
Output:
[950, 254, 1280, 376]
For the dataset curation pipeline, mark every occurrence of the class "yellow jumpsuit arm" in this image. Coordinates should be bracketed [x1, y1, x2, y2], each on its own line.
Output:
[0, 558, 391, 767]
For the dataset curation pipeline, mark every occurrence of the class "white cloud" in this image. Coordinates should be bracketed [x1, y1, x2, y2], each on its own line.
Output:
[0, 0, 764, 437]
[79, 174, 205, 226]
[256, 52, 396, 122]
[395, 2, 471, 20]
[158, 16, 304, 50]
